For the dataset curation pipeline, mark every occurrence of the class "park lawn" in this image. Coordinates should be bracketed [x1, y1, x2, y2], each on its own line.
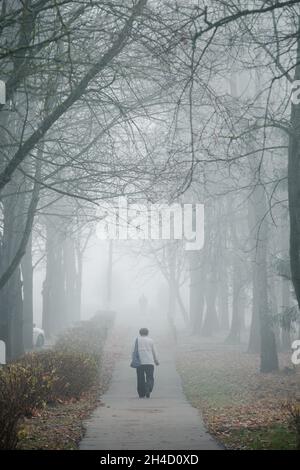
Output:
[177, 347, 300, 450]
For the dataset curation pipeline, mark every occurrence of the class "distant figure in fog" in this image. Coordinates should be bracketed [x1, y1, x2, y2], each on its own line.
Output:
[138, 294, 148, 316]
[131, 328, 159, 398]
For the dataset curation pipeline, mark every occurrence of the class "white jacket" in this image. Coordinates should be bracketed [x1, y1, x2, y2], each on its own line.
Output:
[134, 335, 159, 365]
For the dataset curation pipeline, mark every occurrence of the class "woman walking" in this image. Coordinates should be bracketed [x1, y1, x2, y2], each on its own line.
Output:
[131, 328, 159, 398]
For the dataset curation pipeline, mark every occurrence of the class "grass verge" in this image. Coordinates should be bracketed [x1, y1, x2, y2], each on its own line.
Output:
[177, 344, 300, 450]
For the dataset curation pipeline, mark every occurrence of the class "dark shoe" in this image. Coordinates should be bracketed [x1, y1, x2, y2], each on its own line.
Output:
[145, 392, 150, 398]
[139, 395, 145, 398]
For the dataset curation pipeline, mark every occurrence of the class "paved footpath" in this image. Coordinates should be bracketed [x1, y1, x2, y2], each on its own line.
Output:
[80, 320, 222, 450]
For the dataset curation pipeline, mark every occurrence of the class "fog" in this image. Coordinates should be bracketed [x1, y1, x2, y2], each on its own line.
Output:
[1, 0, 300, 452]
[33, 237, 187, 332]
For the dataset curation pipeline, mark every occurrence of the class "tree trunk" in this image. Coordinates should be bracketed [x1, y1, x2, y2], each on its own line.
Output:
[189, 251, 205, 333]
[74, 250, 82, 324]
[269, 277, 282, 351]
[21, 233, 33, 350]
[254, 185, 279, 372]
[174, 282, 189, 325]
[0, 180, 25, 361]
[218, 262, 230, 330]
[226, 259, 243, 344]
[106, 240, 113, 310]
[247, 197, 261, 353]
[63, 237, 78, 327]
[42, 218, 65, 338]
[288, 19, 300, 313]
[202, 272, 219, 336]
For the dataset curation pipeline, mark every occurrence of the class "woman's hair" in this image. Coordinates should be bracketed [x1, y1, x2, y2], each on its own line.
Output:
[139, 328, 149, 336]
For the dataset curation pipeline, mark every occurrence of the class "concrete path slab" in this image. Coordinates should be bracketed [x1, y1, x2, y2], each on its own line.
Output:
[80, 324, 221, 450]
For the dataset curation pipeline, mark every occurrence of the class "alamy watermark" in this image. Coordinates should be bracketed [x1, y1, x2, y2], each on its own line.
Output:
[291, 80, 300, 104]
[291, 339, 300, 365]
[96, 197, 204, 251]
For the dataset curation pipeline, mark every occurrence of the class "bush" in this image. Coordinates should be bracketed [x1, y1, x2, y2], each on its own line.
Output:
[18, 350, 98, 401]
[0, 312, 114, 449]
[55, 311, 115, 360]
[52, 313, 115, 398]
[0, 363, 54, 449]
[52, 351, 99, 399]
[55, 323, 104, 360]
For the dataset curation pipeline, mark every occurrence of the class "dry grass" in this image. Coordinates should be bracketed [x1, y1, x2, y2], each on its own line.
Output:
[177, 341, 300, 449]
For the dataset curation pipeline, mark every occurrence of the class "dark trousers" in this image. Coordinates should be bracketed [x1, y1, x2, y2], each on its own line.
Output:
[136, 364, 154, 397]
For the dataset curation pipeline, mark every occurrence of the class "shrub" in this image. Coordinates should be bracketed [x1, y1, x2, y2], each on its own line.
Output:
[52, 351, 99, 399]
[18, 350, 99, 400]
[0, 312, 114, 449]
[55, 323, 104, 360]
[52, 313, 115, 398]
[0, 363, 54, 450]
[55, 311, 115, 361]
